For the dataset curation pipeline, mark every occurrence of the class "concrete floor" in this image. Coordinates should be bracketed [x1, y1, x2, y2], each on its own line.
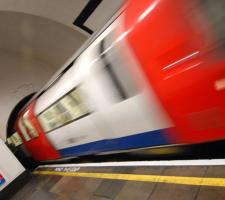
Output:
[10, 165, 225, 200]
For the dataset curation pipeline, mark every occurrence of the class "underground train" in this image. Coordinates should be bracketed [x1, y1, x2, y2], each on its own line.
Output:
[13, 0, 225, 162]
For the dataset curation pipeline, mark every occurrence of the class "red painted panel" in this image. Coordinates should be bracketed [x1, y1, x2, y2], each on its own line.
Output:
[15, 102, 60, 161]
[124, 0, 225, 144]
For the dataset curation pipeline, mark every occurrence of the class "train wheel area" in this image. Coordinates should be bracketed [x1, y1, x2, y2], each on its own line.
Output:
[9, 160, 225, 200]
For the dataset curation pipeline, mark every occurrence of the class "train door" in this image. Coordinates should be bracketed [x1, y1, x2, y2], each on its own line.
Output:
[72, 36, 122, 153]
[95, 40, 171, 150]
[75, 17, 172, 153]
[15, 103, 60, 161]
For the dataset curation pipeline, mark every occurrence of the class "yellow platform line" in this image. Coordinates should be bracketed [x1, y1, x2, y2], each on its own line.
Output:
[33, 170, 225, 187]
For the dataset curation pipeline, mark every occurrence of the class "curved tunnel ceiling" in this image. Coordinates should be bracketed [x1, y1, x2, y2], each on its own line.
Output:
[0, 0, 125, 35]
[0, 11, 88, 69]
[0, 0, 125, 140]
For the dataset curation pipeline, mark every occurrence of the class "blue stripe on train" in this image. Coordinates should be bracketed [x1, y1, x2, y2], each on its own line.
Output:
[59, 129, 170, 157]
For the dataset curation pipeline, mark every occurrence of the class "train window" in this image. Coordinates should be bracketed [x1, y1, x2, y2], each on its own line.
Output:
[186, 0, 225, 53]
[200, 0, 225, 52]
[38, 88, 90, 133]
[55, 102, 73, 124]
[7, 132, 22, 147]
[59, 96, 83, 120]
[99, 39, 138, 102]
[70, 90, 83, 104]
[18, 118, 31, 141]
[38, 112, 51, 132]
[23, 111, 38, 138]
[70, 90, 89, 114]
[38, 106, 62, 132]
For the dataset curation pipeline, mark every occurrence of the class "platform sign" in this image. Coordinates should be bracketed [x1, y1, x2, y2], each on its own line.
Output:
[0, 173, 5, 186]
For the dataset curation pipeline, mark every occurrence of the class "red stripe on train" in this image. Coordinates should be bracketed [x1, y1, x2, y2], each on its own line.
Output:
[15, 102, 60, 161]
[124, 0, 225, 143]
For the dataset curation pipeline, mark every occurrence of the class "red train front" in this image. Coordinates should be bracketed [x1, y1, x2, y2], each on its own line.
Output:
[125, 0, 225, 144]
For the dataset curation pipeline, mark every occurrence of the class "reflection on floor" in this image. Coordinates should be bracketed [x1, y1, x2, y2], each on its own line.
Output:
[11, 165, 225, 200]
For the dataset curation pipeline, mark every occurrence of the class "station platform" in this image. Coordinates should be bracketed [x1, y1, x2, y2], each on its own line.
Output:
[10, 160, 225, 200]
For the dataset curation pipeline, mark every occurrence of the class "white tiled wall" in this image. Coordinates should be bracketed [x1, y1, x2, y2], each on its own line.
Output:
[0, 139, 25, 191]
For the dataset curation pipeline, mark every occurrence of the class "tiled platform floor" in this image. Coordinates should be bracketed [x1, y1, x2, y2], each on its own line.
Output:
[10, 165, 225, 200]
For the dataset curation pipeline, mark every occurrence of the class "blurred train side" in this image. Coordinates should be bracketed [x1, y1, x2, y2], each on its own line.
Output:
[14, 0, 225, 162]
